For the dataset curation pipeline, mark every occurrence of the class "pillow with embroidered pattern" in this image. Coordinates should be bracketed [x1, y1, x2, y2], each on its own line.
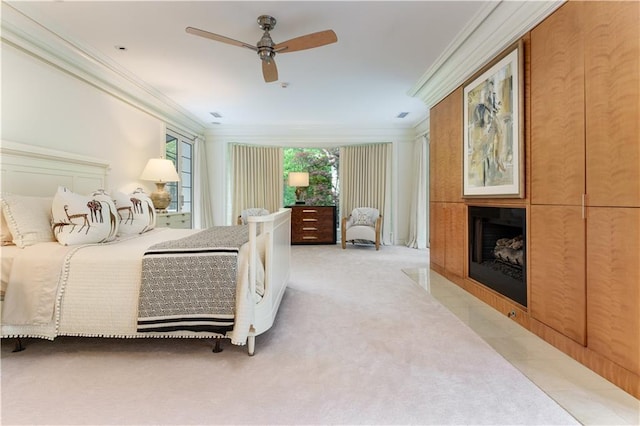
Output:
[113, 189, 156, 235]
[51, 187, 119, 246]
[89, 189, 119, 242]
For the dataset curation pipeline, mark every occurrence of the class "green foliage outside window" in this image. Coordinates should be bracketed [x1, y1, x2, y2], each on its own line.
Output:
[283, 148, 339, 208]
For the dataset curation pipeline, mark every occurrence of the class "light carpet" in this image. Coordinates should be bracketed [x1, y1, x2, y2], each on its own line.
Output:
[1, 244, 578, 425]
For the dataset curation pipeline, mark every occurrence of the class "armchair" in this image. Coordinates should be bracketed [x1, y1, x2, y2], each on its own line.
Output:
[341, 207, 382, 250]
[237, 208, 270, 225]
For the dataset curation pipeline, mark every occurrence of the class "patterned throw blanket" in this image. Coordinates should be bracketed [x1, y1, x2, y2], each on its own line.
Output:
[137, 226, 249, 334]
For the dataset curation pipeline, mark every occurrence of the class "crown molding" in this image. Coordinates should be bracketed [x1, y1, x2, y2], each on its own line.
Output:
[1, 2, 206, 138]
[205, 124, 417, 146]
[409, 0, 564, 110]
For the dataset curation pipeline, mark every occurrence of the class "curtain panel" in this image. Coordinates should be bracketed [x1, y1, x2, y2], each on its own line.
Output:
[339, 143, 392, 245]
[406, 134, 429, 249]
[230, 144, 283, 222]
[194, 137, 214, 228]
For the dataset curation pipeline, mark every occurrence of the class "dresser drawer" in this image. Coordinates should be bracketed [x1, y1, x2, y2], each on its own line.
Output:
[156, 212, 192, 229]
[290, 206, 336, 244]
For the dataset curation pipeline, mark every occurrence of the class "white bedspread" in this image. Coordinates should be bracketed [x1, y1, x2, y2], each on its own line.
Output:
[1, 228, 258, 345]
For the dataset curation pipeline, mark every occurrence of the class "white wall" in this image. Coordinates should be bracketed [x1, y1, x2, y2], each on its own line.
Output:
[1, 43, 165, 194]
[204, 125, 421, 245]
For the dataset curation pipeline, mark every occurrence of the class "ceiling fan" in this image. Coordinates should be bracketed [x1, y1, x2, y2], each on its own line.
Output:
[186, 15, 337, 83]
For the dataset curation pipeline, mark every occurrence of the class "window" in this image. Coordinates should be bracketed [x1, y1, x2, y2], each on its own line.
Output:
[165, 130, 194, 214]
[283, 147, 339, 208]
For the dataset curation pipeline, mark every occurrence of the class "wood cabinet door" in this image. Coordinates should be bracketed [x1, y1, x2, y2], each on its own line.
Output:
[445, 202, 465, 278]
[430, 202, 446, 269]
[530, 2, 585, 206]
[530, 205, 586, 345]
[587, 207, 640, 374]
[430, 101, 444, 202]
[429, 88, 462, 203]
[584, 1, 640, 208]
[443, 88, 463, 203]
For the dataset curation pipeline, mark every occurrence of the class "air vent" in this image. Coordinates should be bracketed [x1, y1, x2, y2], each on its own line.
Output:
[396, 112, 409, 119]
[210, 112, 223, 118]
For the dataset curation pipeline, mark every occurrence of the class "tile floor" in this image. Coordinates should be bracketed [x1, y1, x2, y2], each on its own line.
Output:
[403, 267, 640, 426]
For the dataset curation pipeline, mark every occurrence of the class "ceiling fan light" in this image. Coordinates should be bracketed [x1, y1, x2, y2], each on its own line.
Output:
[259, 50, 275, 62]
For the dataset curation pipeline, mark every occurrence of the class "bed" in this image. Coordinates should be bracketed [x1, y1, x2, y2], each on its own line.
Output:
[0, 141, 291, 355]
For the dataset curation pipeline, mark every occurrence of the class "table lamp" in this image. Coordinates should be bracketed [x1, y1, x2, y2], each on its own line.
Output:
[140, 158, 180, 212]
[288, 172, 309, 204]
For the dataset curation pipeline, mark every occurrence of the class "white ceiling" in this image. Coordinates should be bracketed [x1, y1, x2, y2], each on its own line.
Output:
[7, 1, 487, 130]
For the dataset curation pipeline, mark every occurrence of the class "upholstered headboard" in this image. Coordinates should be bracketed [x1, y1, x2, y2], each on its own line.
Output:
[0, 141, 111, 197]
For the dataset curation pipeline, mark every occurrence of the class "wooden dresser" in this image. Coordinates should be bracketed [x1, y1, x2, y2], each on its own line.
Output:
[289, 205, 336, 245]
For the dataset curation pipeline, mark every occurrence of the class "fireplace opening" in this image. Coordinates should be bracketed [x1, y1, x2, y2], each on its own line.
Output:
[468, 206, 526, 307]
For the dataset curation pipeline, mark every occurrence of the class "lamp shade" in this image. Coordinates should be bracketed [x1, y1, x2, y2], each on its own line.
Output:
[139, 158, 180, 183]
[288, 172, 309, 187]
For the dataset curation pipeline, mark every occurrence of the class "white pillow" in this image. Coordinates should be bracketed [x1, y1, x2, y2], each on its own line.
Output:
[0, 194, 55, 248]
[352, 208, 379, 227]
[89, 189, 119, 242]
[113, 189, 156, 235]
[1, 210, 14, 246]
[51, 187, 119, 245]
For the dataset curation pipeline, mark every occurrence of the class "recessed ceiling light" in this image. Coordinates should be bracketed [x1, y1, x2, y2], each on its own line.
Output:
[114, 45, 127, 52]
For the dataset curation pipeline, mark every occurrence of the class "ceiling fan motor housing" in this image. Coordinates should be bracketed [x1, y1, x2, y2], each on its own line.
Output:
[257, 15, 276, 31]
[257, 16, 276, 63]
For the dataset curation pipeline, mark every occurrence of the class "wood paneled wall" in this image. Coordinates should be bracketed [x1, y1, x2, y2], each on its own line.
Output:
[429, 1, 640, 398]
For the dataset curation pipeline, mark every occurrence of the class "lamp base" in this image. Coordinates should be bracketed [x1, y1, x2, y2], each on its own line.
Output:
[294, 186, 307, 205]
[150, 182, 171, 213]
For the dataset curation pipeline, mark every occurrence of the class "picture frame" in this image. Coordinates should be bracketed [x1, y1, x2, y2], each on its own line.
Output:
[463, 40, 524, 198]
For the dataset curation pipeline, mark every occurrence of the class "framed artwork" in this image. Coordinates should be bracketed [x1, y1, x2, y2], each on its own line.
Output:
[463, 41, 524, 198]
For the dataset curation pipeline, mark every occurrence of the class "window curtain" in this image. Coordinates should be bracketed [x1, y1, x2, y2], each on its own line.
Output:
[406, 134, 429, 249]
[339, 143, 392, 245]
[231, 144, 283, 222]
[194, 137, 214, 228]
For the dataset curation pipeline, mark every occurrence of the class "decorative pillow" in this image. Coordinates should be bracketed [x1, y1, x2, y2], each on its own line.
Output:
[90, 189, 120, 242]
[0, 194, 55, 248]
[51, 187, 119, 246]
[240, 208, 269, 225]
[1, 210, 13, 246]
[113, 189, 156, 235]
[352, 208, 379, 227]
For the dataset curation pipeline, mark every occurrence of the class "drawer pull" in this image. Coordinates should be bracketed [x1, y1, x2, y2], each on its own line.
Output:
[302, 236, 318, 240]
[303, 218, 318, 222]
[302, 209, 318, 213]
[302, 227, 318, 231]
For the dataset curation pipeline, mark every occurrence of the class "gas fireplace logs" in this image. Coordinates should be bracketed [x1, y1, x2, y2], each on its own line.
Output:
[494, 236, 524, 267]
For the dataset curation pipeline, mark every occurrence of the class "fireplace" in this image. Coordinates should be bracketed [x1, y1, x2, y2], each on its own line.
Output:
[468, 206, 526, 307]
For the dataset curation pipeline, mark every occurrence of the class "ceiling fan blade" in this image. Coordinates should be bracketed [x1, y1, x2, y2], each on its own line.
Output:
[274, 30, 337, 53]
[185, 27, 257, 51]
[262, 59, 278, 83]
